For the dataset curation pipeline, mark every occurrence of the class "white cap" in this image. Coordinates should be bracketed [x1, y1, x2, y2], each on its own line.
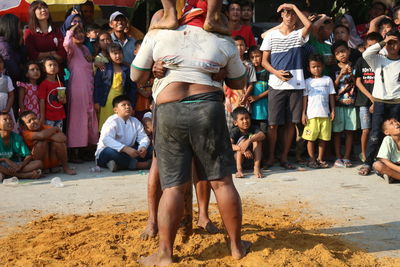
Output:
[109, 11, 127, 22]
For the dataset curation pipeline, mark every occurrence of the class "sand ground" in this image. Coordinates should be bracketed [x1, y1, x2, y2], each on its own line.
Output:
[1, 161, 400, 266]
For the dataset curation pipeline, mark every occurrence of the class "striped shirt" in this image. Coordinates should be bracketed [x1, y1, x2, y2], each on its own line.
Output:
[260, 29, 309, 90]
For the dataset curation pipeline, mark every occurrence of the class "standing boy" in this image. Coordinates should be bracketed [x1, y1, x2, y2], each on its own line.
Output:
[331, 40, 357, 168]
[359, 31, 400, 175]
[225, 35, 256, 127]
[354, 32, 383, 162]
[261, 3, 312, 169]
[248, 46, 269, 134]
[302, 54, 336, 168]
[230, 107, 266, 178]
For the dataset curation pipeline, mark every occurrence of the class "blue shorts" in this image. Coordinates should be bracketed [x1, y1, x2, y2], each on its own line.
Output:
[358, 106, 371, 130]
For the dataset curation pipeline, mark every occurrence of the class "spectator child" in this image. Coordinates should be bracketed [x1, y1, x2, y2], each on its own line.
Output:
[94, 31, 111, 70]
[19, 111, 76, 175]
[95, 95, 151, 172]
[302, 54, 336, 168]
[225, 35, 256, 127]
[0, 112, 42, 181]
[63, 23, 99, 162]
[94, 43, 137, 130]
[152, 0, 229, 35]
[333, 24, 362, 63]
[359, 31, 400, 176]
[86, 24, 100, 43]
[373, 118, 400, 183]
[248, 46, 269, 133]
[17, 62, 41, 117]
[134, 40, 152, 121]
[0, 55, 16, 130]
[38, 56, 66, 129]
[354, 32, 383, 162]
[331, 40, 357, 168]
[230, 107, 265, 178]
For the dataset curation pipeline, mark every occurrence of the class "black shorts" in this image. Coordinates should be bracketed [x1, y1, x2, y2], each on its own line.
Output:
[155, 94, 236, 189]
[268, 88, 303, 125]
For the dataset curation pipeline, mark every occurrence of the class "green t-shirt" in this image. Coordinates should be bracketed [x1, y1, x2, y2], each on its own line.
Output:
[0, 132, 30, 162]
[308, 34, 333, 76]
[377, 136, 400, 164]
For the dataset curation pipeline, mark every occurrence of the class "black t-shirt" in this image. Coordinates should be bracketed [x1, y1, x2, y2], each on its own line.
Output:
[354, 57, 375, 107]
[350, 48, 362, 65]
[230, 124, 261, 144]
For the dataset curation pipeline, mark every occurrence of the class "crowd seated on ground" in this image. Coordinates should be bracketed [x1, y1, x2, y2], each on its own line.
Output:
[0, 0, 399, 184]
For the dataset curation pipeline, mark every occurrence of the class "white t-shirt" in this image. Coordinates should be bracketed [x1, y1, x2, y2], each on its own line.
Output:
[303, 76, 336, 119]
[377, 136, 400, 164]
[95, 114, 150, 159]
[132, 25, 246, 103]
[363, 43, 400, 100]
[260, 29, 309, 90]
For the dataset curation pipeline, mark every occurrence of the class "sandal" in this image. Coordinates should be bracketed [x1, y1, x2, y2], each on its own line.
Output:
[307, 160, 320, 169]
[280, 162, 296, 170]
[358, 164, 371, 176]
[342, 159, 352, 168]
[334, 159, 345, 168]
[317, 159, 329, 168]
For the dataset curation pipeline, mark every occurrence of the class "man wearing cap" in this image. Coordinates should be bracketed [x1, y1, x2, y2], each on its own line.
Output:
[109, 11, 136, 65]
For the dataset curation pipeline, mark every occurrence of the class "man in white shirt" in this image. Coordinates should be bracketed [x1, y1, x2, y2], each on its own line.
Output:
[95, 95, 150, 172]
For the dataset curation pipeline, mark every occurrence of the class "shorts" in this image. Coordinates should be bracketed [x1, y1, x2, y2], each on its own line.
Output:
[268, 88, 303, 125]
[155, 100, 236, 190]
[45, 120, 63, 130]
[332, 106, 357, 132]
[302, 117, 332, 141]
[358, 106, 371, 130]
[252, 119, 268, 133]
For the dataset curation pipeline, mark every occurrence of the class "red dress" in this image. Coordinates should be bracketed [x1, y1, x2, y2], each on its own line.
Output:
[16, 81, 40, 117]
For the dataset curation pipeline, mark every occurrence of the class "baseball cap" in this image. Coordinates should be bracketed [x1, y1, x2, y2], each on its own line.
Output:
[109, 11, 127, 22]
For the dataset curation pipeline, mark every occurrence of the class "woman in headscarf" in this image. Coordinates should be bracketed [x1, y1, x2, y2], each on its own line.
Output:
[336, 14, 364, 49]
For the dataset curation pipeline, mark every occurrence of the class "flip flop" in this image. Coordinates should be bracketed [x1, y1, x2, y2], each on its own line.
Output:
[358, 164, 371, 176]
[334, 159, 345, 168]
[280, 162, 296, 170]
[342, 159, 353, 168]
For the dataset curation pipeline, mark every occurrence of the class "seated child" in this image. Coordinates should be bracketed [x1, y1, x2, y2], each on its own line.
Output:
[373, 118, 400, 184]
[0, 112, 42, 181]
[230, 107, 266, 178]
[19, 111, 76, 175]
[152, 0, 229, 35]
[95, 95, 151, 172]
[302, 54, 336, 168]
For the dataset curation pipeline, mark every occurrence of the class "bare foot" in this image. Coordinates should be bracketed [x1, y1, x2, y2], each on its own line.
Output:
[150, 13, 179, 31]
[235, 171, 244, 178]
[231, 240, 252, 260]
[254, 168, 265, 178]
[18, 169, 41, 179]
[203, 13, 230, 35]
[64, 168, 76, 175]
[197, 220, 220, 234]
[140, 222, 158, 240]
[138, 251, 173, 267]
[50, 167, 61, 173]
